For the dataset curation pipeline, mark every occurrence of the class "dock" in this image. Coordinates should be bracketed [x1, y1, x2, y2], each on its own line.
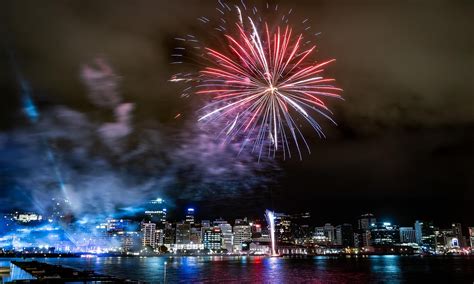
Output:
[6, 261, 143, 283]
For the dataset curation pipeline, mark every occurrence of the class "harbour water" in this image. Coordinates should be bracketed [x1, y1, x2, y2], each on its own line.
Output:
[1, 255, 473, 283]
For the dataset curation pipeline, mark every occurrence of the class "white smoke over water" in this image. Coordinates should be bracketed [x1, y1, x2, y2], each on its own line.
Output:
[0, 57, 280, 222]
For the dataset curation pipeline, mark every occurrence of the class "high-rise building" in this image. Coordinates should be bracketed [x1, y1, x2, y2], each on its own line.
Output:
[353, 232, 362, 248]
[233, 219, 251, 250]
[314, 226, 329, 245]
[185, 208, 195, 225]
[144, 198, 167, 227]
[415, 220, 436, 250]
[289, 212, 311, 241]
[335, 224, 354, 247]
[214, 219, 233, 252]
[122, 231, 141, 252]
[163, 222, 175, 244]
[358, 213, 376, 230]
[357, 213, 376, 247]
[324, 223, 336, 245]
[314, 224, 336, 245]
[250, 222, 262, 234]
[155, 229, 164, 245]
[214, 219, 233, 246]
[451, 223, 464, 247]
[274, 213, 292, 243]
[176, 223, 191, 244]
[399, 227, 417, 244]
[13, 212, 43, 223]
[104, 218, 134, 236]
[190, 227, 201, 244]
[141, 221, 157, 248]
[369, 222, 399, 245]
[414, 220, 423, 244]
[434, 229, 449, 252]
[468, 227, 474, 249]
[203, 227, 222, 251]
[200, 220, 211, 242]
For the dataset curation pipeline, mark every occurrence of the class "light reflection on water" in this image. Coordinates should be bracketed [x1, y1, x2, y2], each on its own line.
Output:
[0, 255, 472, 283]
[371, 255, 401, 273]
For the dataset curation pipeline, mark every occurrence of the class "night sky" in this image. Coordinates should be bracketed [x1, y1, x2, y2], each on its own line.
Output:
[1, 0, 473, 227]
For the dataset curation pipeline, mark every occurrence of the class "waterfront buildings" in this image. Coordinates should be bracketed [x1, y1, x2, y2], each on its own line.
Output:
[357, 213, 376, 247]
[274, 213, 292, 243]
[233, 219, 252, 251]
[12, 212, 42, 223]
[185, 208, 195, 225]
[214, 219, 233, 251]
[370, 222, 399, 245]
[335, 224, 354, 247]
[203, 227, 222, 251]
[399, 227, 417, 244]
[144, 198, 167, 226]
[175, 223, 191, 245]
[415, 221, 436, 251]
[0, 198, 472, 256]
[358, 214, 376, 231]
[466, 227, 474, 249]
[141, 221, 156, 248]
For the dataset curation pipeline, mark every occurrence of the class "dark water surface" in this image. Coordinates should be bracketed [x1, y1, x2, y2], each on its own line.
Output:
[2, 255, 473, 283]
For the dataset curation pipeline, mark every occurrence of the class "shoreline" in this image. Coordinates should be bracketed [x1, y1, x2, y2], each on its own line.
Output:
[1, 253, 472, 258]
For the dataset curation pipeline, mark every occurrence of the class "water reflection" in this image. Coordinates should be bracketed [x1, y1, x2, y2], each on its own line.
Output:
[0, 255, 472, 283]
[370, 255, 401, 274]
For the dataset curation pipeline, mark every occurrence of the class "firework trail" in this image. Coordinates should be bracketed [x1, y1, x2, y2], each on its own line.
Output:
[171, 1, 343, 159]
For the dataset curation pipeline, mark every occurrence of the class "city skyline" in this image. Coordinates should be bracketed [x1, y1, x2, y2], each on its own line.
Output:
[1, 196, 473, 257]
[2, 196, 471, 228]
[0, 0, 472, 281]
[0, 0, 472, 227]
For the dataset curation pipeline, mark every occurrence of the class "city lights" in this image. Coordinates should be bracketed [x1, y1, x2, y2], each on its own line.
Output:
[1, 201, 472, 257]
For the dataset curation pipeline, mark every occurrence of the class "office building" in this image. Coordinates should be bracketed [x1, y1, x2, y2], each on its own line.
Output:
[358, 213, 376, 230]
[468, 227, 474, 249]
[233, 219, 251, 250]
[163, 222, 176, 244]
[399, 227, 417, 244]
[185, 208, 195, 225]
[176, 223, 191, 244]
[122, 231, 141, 252]
[155, 229, 164, 245]
[415, 220, 436, 250]
[290, 212, 312, 240]
[314, 226, 329, 245]
[190, 227, 201, 244]
[274, 213, 293, 243]
[141, 221, 156, 248]
[370, 222, 399, 245]
[214, 219, 233, 252]
[13, 212, 43, 223]
[144, 198, 167, 226]
[324, 223, 336, 245]
[203, 227, 222, 251]
[357, 213, 376, 247]
[451, 223, 465, 247]
[335, 224, 354, 247]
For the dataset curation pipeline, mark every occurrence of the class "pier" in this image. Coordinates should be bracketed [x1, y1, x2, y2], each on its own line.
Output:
[5, 261, 143, 283]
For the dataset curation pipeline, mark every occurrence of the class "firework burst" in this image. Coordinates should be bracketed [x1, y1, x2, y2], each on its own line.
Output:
[172, 1, 343, 159]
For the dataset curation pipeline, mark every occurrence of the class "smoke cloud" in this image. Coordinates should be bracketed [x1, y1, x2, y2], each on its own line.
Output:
[0, 58, 279, 224]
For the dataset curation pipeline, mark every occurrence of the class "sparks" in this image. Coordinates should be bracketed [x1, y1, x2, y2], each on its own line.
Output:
[173, 3, 343, 159]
